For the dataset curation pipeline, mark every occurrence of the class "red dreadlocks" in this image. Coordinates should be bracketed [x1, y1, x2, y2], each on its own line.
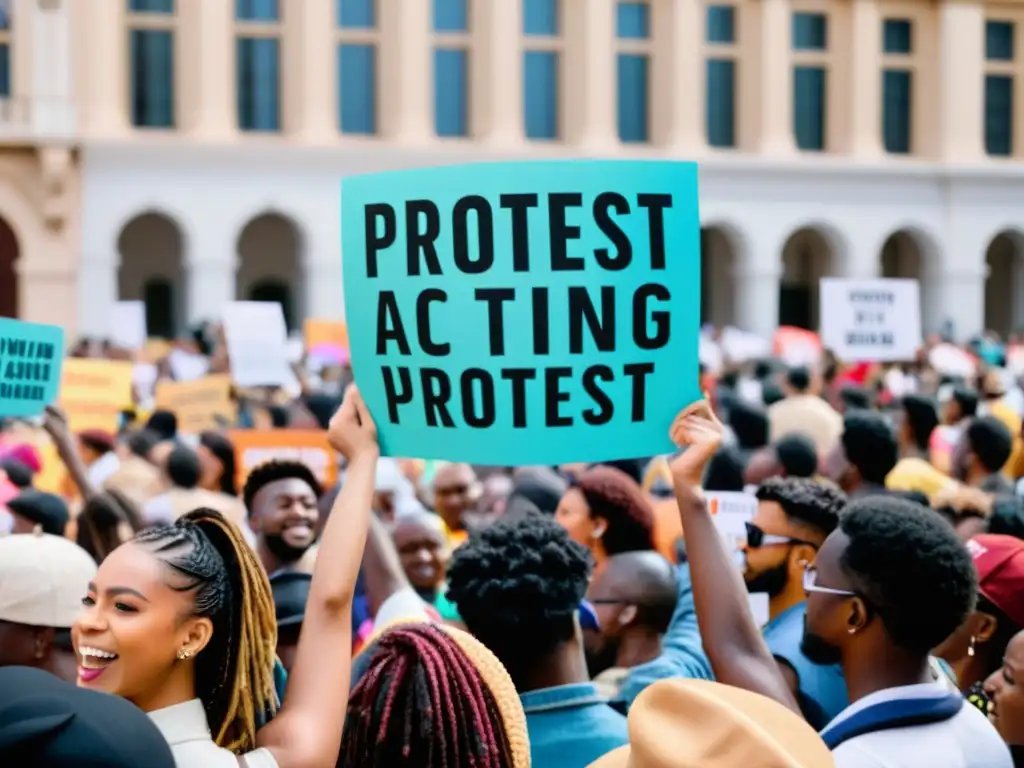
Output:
[342, 623, 513, 767]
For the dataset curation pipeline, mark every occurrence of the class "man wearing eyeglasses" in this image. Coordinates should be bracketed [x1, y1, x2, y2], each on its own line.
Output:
[742, 476, 849, 729]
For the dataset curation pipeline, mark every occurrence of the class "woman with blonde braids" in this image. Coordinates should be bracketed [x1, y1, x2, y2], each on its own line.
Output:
[72, 386, 379, 766]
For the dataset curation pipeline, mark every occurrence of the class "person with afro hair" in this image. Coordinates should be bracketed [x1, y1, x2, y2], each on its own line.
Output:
[446, 511, 630, 766]
[242, 460, 322, 576]
[554, 465, 655, 576]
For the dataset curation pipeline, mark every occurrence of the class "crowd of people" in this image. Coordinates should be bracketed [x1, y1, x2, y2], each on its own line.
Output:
[4, 327, 1024, 766]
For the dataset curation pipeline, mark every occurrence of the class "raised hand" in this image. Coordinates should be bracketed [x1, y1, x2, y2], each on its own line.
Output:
[327, 385, 379, 461]
[667, 398, 725, 487]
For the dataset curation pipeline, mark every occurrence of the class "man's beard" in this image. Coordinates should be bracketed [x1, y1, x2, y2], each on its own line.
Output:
[585, 638, 619, 679]
[263, 533, 313, 565]
[745, 562, 789, 597]
[800, 618, 843, 666]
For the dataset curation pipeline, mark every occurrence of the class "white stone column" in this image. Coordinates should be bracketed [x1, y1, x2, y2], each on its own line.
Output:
[77, 254, 120, 336]
[27, 0, 73, 139]
[477, 0, 523, 143]
[747, 0, 793, 154]
[304, 217, 344, 319]
[185, 218, 236, 324]
[736, 269, 782, 338]
[285, 0, 335, 140]
[938, 1, 985, 162]
[78, 0, 128, 135]
[180, 0, 234, 139]
[567, 0, 616, 147]
[657, 0, 703, 153]
[846, 0, 882, 156]
[379, 0, 430, 140]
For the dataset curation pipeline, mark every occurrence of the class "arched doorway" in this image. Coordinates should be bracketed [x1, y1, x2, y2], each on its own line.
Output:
[700, 226, 737, 328]
[236, 212, 302, 330]
[0, 216, 18, 318]
[779, 227, 836, 330]
[117, 212, 185, 339]
[880, 230, 923, 279]
[985, 230, 1024, 338]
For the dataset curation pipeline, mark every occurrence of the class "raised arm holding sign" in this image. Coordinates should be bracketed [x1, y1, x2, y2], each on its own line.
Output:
[341, 160, 701, 466]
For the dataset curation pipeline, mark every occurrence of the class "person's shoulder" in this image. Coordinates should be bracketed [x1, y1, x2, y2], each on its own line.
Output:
[242, 747, 280, 767]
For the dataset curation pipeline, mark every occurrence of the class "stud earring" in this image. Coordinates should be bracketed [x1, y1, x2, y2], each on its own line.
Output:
[848, 627, 857, 635]
[968, 636, 977, 658]
[177, 648, 193, 661]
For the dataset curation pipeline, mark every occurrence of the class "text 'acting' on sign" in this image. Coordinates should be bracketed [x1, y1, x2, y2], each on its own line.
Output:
[341, 160, 702, 466]
[0, 318, 64, 418]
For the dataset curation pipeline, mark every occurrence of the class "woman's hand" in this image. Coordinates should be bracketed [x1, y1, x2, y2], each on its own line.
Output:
[327, 385, 378, 461]
[668, 398, 724, 487]
[42, 404, 71, 444]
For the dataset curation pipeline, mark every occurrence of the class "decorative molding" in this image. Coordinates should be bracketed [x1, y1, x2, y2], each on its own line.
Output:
[38, 145, 73, 232]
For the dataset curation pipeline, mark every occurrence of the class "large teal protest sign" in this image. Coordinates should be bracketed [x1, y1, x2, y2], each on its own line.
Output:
[341, 160, 701, 465]
[0, 318, 64, 417]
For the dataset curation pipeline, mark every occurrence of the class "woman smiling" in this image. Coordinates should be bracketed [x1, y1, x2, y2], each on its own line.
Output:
[72, 386, 379, 767]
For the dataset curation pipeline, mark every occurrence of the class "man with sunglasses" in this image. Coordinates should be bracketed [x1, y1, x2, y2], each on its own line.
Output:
[745, 476, 849, 729]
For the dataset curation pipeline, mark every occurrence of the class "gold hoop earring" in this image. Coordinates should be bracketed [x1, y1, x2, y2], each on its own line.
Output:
[177, 648, 193, 661]
[968, 636, 977, 658]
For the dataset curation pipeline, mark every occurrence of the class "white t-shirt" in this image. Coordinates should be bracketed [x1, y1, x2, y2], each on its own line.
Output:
[827, 683, 1011, 768]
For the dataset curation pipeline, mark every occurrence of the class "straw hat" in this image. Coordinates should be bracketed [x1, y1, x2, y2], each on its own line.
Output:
[589, 679, 834, 768]
[354, 618, 531, 768]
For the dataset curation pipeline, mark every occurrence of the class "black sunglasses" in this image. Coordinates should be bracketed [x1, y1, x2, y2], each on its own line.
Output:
[744, 521, 818, 550]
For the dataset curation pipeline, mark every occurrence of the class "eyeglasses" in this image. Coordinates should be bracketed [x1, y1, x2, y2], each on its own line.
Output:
[802, 562, 857, 597]
[744, 522, 817, 550]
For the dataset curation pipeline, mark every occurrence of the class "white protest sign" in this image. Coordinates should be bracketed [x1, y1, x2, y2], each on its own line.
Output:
[108, 301, 147, 350]
[819, 278, 921, 362]
[705, 491, 766, 625]
[222, 302, 295, 388]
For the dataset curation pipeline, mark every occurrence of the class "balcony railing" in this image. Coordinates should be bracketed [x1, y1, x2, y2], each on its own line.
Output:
[0, 95, 76, 142]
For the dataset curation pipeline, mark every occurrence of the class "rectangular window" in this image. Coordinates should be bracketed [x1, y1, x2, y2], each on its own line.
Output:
[130, 29, 175, 127]
[433, 0, 468, 32]
[339, 43, 376, 134]
[882, 69, 912, 154]
[792, 12, 827, 51]
[986, 21, 1015, 61]
[0, 44, 9, 98]
[882, 19, 912, 55]
[706, 58, 736, 147]
[616, 2, 650, 40]
[237, 37, 281, 131]
[129, 0, 175, 12]
[523, 0, 558, 36]
[985, 74, 1014, 156]
[434, 47, 469, 137]
[236, 0, 278, 21]
[524, 50, 558, 140]
[706, 5, 735, 44]
[338, 0, 375, 28]
[617, 53, 649, 142]
[793, 65, 826, 150]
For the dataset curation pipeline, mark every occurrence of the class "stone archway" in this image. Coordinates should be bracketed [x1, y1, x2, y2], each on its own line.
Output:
[117, 212, 185, 339]
[700, 226, 738, 328]
[780, 227, 836, 330]
[985, 230, 1024, 338]
[236, 212, 302, 330]
[0, 215, 17, 318]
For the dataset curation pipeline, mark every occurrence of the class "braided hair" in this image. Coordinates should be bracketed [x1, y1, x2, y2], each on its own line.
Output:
[134, 508, 278, 753]
[343, 623, 513, 767]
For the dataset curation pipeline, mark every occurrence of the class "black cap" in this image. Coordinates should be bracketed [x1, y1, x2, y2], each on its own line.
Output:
[7, 490, 69, 536]
[270, 571, 312, 627]
[0, 666, 176, 767]
[0, 458, 33, 489]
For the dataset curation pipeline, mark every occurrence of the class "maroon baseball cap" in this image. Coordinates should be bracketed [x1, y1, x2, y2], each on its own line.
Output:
[967, 534, 1024, 629]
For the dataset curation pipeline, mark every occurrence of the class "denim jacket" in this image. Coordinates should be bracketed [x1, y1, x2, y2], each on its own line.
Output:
[519, 683, 629, 768]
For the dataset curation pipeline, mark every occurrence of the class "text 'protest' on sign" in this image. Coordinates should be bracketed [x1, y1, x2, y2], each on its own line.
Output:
[341, 160, 701, 465]
[0, 318, 64, 417]
[819, 278, 921, 363]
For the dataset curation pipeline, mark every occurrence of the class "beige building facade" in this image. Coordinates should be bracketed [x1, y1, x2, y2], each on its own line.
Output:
[4, 0, 1024, 341]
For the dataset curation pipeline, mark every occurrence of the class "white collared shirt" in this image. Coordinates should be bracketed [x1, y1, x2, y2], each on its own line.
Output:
[148, 698, 279, 768]
[827, 683, 1011, 768]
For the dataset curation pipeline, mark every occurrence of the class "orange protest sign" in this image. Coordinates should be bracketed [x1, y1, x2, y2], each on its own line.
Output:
[155, 375, 236, 434]
[227, 429, 339, 491]
[304, 318, 348, 350]
[60, 359, 134, 432]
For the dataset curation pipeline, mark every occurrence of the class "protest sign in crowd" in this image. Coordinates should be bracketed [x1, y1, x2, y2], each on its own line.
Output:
[2, 160, 1024, 768]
